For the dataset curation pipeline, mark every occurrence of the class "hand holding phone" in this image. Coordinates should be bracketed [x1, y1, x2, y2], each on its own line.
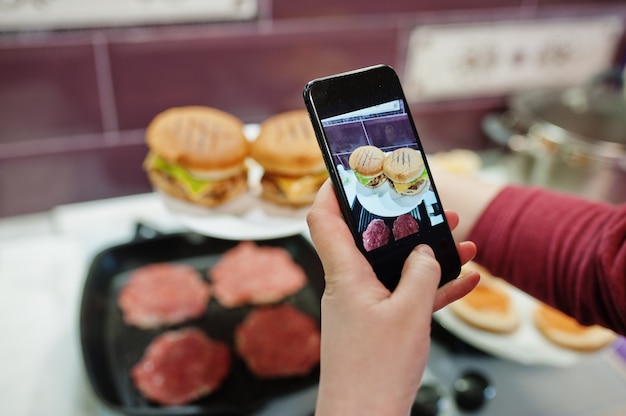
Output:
[303, 64, 461, 290]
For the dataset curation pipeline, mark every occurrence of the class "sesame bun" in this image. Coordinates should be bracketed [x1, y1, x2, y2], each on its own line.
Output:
[533, 303, 616, 352]
[250, 110, 326, 177]
[448, 262, 521, 334]
[383, 147, 429, 196]
[143, 106, 248, 207]
[146, 106, 248, 172]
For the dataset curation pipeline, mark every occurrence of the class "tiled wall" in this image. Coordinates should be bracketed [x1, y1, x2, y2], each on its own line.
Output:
[1, 0, 625, 217]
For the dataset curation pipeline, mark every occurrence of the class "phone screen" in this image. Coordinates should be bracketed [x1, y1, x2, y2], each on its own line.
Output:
[304, 65, 460, 290]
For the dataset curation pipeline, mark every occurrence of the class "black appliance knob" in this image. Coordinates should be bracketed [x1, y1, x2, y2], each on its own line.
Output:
[411, 383, 445, 416]
[453, 370, 495, 412]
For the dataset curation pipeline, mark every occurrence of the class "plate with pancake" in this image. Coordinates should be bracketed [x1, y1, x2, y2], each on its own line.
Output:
[146, 108, 327, 240]
[434, 261, 618, 367]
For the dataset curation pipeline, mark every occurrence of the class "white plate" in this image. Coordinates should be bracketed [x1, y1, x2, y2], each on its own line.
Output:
[157, 124, 309, 240]
[434, 282, 618, 367]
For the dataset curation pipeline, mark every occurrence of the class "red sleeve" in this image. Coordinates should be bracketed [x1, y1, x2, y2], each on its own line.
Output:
[468, 185, 626, 335]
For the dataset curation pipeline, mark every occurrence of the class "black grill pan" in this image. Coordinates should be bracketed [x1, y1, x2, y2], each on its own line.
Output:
[79, 228, 324, 415]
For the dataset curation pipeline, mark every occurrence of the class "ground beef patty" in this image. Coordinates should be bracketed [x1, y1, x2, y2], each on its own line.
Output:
[118, 263, 211, 329]
[235, 304, 320, 378]
[392, 213, 419, 240]
[131, 328, 231, 406]
[210, 241, 307, 308]
[362, 218, 391, 252]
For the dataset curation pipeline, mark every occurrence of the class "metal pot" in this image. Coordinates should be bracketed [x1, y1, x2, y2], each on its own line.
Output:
[482, 73, 626, 204]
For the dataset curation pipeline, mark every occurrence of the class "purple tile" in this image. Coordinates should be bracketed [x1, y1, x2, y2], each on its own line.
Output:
[537, 0, 625, 5]
[270, 0, 523, 19]
[410, 97, 506, 153]
[107, 25, 399, 129]
[0, 134, 151, 217]
[0, 42, 103, 144]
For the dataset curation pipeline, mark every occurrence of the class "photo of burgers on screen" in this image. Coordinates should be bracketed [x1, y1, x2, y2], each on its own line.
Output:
[345, 145, 432, 252]
[318, 99, 445, 254]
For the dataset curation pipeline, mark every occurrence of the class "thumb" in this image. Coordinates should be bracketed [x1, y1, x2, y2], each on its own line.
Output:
[392, 245, 441, 313]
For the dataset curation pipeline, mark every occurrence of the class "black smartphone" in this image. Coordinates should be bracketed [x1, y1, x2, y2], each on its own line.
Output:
[303, 64, 461, 290]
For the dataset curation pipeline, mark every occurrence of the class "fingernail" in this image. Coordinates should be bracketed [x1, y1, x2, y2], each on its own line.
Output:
[416, 244, 435, 258]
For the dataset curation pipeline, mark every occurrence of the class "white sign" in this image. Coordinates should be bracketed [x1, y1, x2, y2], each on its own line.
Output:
[404, 18, 624, 101]
[0, 0, 258, 30]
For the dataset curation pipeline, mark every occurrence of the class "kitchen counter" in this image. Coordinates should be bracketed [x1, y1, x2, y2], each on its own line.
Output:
[2, 170, 626, 416]
[0, 192, 322, 416]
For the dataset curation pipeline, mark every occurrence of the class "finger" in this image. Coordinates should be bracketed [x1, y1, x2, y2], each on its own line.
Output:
[457, 241, 477, 265]
[445, 210, 459, 231]
[307, 181, 371, 281]
[432, 271, 480, 312]
[393, 245, 441, 313]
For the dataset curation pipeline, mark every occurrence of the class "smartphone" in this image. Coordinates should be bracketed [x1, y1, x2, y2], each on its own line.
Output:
[303, 64, 461, 290]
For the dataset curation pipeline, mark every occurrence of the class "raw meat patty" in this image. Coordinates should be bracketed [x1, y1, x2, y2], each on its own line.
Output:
[131, 328, 231, 406]
[362, 218, 390, 252]
[210, 242, 307, 308]
[235, 304, 320, 377]
[392, 213, 419, 240]
[118, 263, 211, 329]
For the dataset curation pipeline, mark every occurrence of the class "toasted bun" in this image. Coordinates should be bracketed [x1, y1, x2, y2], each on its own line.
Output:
[250, 110, 325, 176]
[449, 262, 520, 334]
[146, 106, 248, 171]
[533, 303, 616, 352]
[349, 146, 386, 177]
[383, 147, 425, 183]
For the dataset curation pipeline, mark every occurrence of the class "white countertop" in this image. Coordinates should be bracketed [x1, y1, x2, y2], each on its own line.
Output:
[0, 193, 178, 416]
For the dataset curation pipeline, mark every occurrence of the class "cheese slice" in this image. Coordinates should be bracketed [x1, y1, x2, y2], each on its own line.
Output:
[275, 171, 328, 202]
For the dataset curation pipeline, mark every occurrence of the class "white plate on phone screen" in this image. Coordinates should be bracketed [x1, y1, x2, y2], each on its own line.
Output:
[157, 124, 309, 240]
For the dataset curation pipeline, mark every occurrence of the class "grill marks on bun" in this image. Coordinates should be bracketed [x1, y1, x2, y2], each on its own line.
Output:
[383, 147, 424, 184]
[143, 106, 249, 207]
[250, 110, 328, 206]
[382, 147, 428, 195]
[348, 146, 387, 188]
[251, 110, 326, 177]
[348, 145, 429, 193]
[147, 106, 248, 171]
[349, 146, 385, 176]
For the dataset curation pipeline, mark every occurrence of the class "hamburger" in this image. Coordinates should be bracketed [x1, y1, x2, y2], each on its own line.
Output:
[448, 261, 521, 334]
[533, 303, 616, 352]
[143, 106, 248, 207]
[348, 145, 387, 189]
[383, 147, 429, 196]
[249, 110, 328, 207]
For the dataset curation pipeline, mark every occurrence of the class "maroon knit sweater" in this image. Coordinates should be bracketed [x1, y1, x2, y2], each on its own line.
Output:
[468, 186, 626, 336]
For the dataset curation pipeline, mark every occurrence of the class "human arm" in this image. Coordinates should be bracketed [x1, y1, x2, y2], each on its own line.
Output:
[306, 180, 479, 416]
[433, 169, 626, 335]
